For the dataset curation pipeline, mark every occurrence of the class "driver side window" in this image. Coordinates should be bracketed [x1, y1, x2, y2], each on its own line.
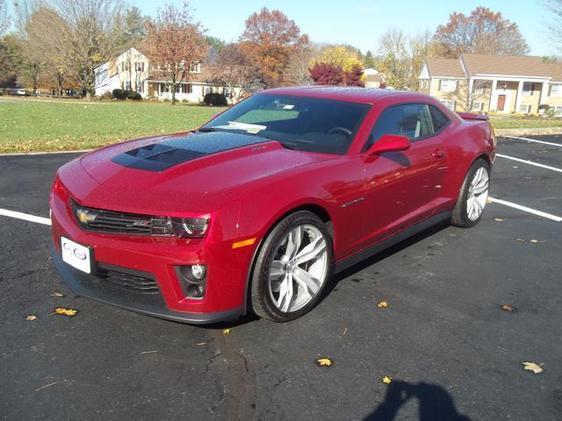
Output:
[367, 103, 434, 149]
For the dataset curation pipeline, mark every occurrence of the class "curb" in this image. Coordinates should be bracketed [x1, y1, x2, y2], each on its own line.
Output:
[495, 128, 562, 136]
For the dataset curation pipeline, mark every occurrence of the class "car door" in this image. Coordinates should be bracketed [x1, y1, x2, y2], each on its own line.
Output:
[359, 103, 448, 244]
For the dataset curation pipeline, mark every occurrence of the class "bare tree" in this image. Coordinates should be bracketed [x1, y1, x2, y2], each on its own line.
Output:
[208, 43, 258, 101]
[377, 29, 410, 89]
[547, 0, 562, 52]
[0, 0, 9, 35]
[46, 0, 123, 99]
[285, 44, 319, 85]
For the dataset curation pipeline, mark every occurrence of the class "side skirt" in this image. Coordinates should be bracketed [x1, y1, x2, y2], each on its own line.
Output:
[334, 211, 452, 274]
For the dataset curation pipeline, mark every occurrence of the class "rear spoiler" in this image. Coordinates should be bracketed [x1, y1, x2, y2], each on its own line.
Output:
[457, 112, 489, 121]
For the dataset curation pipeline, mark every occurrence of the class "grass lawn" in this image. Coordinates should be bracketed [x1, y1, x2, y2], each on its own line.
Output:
[488, 114, 562, 129]
[0, 99, 225, 153]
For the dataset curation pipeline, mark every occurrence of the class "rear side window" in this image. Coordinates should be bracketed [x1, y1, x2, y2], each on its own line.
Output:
[428, 105, 450, 133]
[367, 103, 433, 149]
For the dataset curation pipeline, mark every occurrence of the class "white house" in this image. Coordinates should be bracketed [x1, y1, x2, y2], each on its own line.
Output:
[95, 47, 240, 103]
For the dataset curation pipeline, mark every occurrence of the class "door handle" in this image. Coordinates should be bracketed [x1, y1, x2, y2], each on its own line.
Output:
[432, 149, 445, 159]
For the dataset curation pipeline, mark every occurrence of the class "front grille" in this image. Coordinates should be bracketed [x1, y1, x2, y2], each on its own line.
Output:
[97, 266, 160, 294]
[72, 202, 170, 235]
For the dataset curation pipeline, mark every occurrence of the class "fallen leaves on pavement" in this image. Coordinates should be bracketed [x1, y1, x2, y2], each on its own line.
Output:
[381, 376, 392, 384]
[501, 304, 515, 312]
[522, 361, 544, 374]
[25, 315, 38, 321]
[316, 357, 333, 367]
[494, 218, 505, 222]
[377, 301, 389, 309]
[53, 307, 78, 317]
[222, 328, 231, 335]
[50, 292, 64, 297]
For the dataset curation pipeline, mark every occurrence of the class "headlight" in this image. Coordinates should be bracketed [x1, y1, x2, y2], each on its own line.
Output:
[171, 217, 210, 238]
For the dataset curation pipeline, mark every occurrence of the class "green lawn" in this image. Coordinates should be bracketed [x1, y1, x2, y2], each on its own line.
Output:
[1, 99, 561, 153]
[488, 114, 562, 129]
[0, 99, 225, 153]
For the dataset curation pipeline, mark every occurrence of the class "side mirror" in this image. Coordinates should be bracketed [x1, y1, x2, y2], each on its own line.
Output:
[365, 134, 411, 157]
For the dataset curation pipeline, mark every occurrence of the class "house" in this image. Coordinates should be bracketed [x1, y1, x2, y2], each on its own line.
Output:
[94, 47, 240, 103]
[418, 54, 562, 116]
[364, 68, 384, 88]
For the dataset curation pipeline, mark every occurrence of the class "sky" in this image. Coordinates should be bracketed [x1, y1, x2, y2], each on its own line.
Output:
[132, 0, 558, 56]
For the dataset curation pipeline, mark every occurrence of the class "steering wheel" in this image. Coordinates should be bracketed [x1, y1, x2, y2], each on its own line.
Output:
[327, 127, 352, 137]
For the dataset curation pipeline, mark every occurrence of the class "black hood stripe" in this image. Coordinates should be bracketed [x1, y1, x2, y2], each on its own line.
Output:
[112, 131, 270, 171]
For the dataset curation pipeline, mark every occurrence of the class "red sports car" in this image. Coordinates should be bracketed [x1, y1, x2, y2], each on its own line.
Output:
[50, 87, 496, 323]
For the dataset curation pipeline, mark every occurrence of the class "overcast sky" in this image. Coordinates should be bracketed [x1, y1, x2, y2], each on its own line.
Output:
[133, 0, 557, 56]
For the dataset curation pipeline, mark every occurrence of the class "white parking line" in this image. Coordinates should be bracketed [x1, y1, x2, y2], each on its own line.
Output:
[489, 197, 562, 222]
[0, 208, 51, 226]
[496, 153, 562, 173]
[504, 135, 562, 148]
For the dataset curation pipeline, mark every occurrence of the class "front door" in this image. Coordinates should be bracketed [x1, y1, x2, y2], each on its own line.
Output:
[497, 95, 506, 111]
[359, 103, 447, 246]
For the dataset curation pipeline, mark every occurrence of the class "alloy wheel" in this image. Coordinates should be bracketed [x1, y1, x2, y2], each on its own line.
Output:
[466, 166, 489, 221]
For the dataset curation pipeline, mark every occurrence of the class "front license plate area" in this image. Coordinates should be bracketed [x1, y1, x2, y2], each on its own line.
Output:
[61, 237, 93, 274]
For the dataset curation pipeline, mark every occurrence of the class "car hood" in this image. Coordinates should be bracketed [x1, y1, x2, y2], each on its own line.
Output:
[58, 131, 333, 215]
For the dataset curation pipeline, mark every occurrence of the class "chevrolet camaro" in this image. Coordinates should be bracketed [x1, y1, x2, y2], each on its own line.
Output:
[50, 87, 496, 323]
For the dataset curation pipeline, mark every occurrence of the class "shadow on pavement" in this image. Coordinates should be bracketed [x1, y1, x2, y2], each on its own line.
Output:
[365, 380, 471, 421]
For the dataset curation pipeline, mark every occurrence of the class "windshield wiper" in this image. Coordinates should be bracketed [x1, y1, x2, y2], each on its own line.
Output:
[198, 127, 217, 133]
[279, 142, 301, 151]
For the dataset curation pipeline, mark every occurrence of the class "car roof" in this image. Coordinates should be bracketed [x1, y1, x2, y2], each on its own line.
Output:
[261, 86, 421, 104]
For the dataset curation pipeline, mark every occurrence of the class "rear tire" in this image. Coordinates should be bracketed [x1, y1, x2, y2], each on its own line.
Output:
[251, 211, 332, 322]
[452, 158, 490, 227]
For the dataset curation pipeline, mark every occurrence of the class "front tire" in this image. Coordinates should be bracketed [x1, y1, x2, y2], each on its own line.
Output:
[251, 211, 332, 322]
[452, 158, 490, 227]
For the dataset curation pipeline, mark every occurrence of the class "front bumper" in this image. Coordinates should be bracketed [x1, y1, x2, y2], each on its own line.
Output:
[49, 175, 257, 325]
[50, 246, 241, 324]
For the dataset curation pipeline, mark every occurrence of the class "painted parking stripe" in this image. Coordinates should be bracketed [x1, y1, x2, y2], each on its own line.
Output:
[0, 208, 51, 226]
[504, 136, 562, 148]
[489, 197, 562, 223]
[496, 153, 562, 173]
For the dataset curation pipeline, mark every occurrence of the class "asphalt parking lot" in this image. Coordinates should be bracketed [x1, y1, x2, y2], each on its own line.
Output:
[1, 135, 561, 421]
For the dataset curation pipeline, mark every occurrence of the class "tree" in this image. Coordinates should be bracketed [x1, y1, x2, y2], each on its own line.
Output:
[285, 43, 320, 85]
[364, 50, 376, 68]
[311, 45, 363, 73]
[239, 7, 308, 87]
[345, 64, 365, 87]
[377, 29, 410, 89]
[0, 0, 8, 35]
[309, 62, 344, 85]
[408, 30, 433, 90]
[433, 7, 529, 58]
[547, 1, 562, 52]
[0, 35, 20, 88]
[113, 6, 147, 51]
[144, 2, 207, 104]
[208, 42, 259, 101]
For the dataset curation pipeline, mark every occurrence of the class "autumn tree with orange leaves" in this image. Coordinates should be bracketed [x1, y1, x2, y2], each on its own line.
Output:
[433, 7, 529, 58]
[144, 2, 207, 104]
[239, 8, 308, 88]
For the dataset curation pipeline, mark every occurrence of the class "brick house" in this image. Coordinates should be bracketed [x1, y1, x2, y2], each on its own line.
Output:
[418, 54, 562, 116]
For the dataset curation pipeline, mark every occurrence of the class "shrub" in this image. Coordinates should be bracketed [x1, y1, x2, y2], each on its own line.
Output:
[112, 89, 126, 100]
[309, 63, 345, 86]
[127, 91, 142, 101]
[203, 92, 228, 106]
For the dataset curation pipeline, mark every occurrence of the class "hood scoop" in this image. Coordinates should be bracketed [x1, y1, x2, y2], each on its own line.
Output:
[111, 131, 270, 172]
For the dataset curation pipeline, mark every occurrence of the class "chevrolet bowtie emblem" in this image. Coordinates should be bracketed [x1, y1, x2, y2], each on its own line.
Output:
[76, 208, 98, 223]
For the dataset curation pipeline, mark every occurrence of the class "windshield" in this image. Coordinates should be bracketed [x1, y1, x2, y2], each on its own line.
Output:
[201, 94, 371, 154]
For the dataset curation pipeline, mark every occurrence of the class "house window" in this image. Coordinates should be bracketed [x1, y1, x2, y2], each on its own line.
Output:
[472, 102, 484, 112]
[160, 83, 169, 93]
[124, 81, 131, 91]
[440, 99, 455, 110]
[137, 82, 144, 93]
[439, 79, 457, 93]
[522, 82, 535, 96]
[135, 62, 144, 72]
[189, 63, 201, 73]
[554, 106, 562, 117]
[187, 84, 193, 94]
[519, 104, 531, 114]
[549, 84, 562, 97]
[420, 79, 429, 89]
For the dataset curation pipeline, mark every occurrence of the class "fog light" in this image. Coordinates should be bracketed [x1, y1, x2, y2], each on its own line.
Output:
[177, 265, 207, 300]
[191, 264, 206, 281]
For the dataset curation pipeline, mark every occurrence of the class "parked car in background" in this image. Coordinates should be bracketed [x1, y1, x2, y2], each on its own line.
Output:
[50, 87, 496, 324]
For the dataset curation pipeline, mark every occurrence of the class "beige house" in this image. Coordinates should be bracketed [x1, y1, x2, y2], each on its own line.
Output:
[418, 54, 562, 116]
[95, 47, 241, 103]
